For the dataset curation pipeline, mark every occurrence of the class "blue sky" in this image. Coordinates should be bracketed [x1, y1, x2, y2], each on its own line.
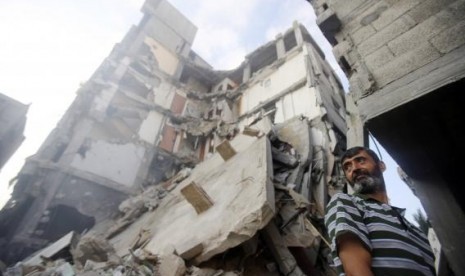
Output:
[0, 0, 425, 223]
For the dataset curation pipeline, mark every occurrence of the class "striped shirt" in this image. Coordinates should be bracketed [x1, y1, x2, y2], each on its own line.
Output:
[325, 193, 436, 276]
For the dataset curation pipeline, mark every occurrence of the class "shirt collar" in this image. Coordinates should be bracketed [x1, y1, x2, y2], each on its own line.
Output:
[354, 193, 406, 215]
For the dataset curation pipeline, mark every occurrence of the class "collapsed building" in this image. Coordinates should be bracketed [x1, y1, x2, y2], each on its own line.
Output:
[309, 0, 465, 275]
[0, 93, 28, 172]
[0, 0, 349, 274]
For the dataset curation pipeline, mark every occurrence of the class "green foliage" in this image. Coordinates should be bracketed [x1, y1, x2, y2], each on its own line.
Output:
[412, 209, 430, 235]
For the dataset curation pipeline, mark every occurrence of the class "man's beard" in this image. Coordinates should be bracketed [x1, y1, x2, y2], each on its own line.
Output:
[352, 174, 385, 194]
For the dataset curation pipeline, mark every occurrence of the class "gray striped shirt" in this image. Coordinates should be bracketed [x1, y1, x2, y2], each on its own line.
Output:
[325, 193, 436, 276]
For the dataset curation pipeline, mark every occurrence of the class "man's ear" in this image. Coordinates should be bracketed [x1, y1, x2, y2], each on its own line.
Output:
[379, 161, 386, 172]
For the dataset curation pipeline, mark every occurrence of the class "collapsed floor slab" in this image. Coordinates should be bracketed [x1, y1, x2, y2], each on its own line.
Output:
[110, 135, 275, 264]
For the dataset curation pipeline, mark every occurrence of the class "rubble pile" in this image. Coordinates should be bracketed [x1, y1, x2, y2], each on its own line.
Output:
[5, 118, 342, 276]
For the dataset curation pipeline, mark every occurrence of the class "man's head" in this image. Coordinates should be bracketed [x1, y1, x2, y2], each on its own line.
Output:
[341, 146, 386, 194]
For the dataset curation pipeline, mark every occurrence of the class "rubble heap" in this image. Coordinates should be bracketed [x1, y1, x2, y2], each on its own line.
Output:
[6, 117, 344, 276]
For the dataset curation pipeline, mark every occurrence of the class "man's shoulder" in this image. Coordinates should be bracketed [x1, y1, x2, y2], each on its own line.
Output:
[328, 192, 357, 204]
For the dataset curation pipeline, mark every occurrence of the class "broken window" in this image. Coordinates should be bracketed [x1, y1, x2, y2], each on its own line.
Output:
[250, 45, 278, 76]
[339, 56, 352, 76]
[170, 93, 186, 115]
[284, 32, 297, 52]
[159, 124, 177, 152]
[34, 205, 95, 242]
[119, 72, 152, 99]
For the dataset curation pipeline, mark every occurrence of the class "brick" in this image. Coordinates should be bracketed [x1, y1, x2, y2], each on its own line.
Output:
[349, 65, 375, 98]
[447, 0, 465, 19]
[388, 9, 460, 56]
[242, 127, 261, 137]
[364, 46, 395, 71]
[333, 40, 356, 66]
[351, 25, 376, 46]
[215, 140, 237, 161]
[430, 20, 465, 54]
[371, 0, 422, 30]
[372, 43, 441, 87]
[360, 5, 388, 26]
[180, 182, 214, 214]
[357, 15, 415, 56]
[330, 0, 366, 21]
[407, 0, 455, 23]
[343, 2, 386, 33]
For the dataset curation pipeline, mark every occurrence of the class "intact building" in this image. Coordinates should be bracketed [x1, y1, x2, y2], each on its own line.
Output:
[0, 0, 347, 265]
[0, 94, 28, 172]
[309, 0, 465, 274]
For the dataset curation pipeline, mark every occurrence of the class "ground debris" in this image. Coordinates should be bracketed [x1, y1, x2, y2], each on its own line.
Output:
[5, 119, 341, 276]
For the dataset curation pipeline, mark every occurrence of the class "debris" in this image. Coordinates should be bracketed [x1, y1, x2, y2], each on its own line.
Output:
[176, 242, 204, 261]
[23, 231, 80, 267]
[261, 222, 306, 276]
[242, 127, 261, 137]
[72, 236, 121, 270]
[215, 140, 237, 161]
[156, 253, 186, 276]
[181, 182, 214, 214]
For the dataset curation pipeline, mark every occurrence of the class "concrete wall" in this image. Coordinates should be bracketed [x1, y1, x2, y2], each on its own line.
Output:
[274, 86, 319, 123]
[142, 0, 197, 48]
[138, 111, 165, 144]
[311, 0, 465, 274]
[70, 141, 145, 187]
[144, 37, 180, 76]
[240, 51, 307, 115]
[313, 0, 465, 103]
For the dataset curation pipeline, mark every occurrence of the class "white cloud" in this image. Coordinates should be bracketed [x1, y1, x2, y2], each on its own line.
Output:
[0, 0, 144, 207]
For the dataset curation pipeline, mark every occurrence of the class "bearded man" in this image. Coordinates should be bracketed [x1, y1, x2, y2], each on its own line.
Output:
[324, 146, 436, 276]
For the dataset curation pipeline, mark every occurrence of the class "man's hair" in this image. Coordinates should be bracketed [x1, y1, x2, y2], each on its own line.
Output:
[341, 146, 381, 164]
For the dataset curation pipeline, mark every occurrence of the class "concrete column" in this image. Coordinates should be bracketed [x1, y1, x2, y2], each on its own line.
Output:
[412, 173, 465, 276]
[59, 119, 94, 165]
[345, 92, 367, 148]
[293, 21, 304, 46]
[173, 62, 185, 81]
[275, 34, 286, 58]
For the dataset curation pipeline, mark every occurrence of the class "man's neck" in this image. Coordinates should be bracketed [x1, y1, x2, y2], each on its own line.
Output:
[367, 191, 389, 204]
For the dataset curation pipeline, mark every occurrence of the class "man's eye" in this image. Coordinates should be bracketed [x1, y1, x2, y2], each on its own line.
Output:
[356, 157, 365, 163]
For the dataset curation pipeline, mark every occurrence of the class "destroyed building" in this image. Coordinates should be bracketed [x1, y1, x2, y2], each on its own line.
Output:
[0, 0, 349, 274]
[309, 0, 465, 275]
[0, 93, 28, 172]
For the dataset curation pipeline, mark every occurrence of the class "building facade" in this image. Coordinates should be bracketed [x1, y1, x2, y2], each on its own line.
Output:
[0, 0, 347, 266]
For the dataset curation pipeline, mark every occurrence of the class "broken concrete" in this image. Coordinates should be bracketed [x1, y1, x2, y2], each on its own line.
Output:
[110, 135, 275, 264]
[180, 182, 214, 214]
[1, 1, 348, 275]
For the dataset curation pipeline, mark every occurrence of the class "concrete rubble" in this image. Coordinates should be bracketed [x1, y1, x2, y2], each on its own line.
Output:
[0, 0, 348, 274]
[5, 118, 341, 276]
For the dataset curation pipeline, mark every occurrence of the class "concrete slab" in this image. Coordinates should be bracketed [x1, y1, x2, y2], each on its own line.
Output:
[23, 231, 79, 266]
[110, 136, 275, 263]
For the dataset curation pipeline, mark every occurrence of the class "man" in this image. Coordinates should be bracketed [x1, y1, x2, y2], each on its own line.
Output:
[325, 146, 436, 276]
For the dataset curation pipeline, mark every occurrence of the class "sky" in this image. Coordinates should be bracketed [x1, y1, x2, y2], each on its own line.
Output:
[0, 0, 425, 223]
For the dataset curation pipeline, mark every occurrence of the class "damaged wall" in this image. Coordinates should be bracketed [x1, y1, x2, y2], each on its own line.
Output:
[70, 141, 145, 187]
[309, 0, 465, 274]
[0, 0, 348, 272]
